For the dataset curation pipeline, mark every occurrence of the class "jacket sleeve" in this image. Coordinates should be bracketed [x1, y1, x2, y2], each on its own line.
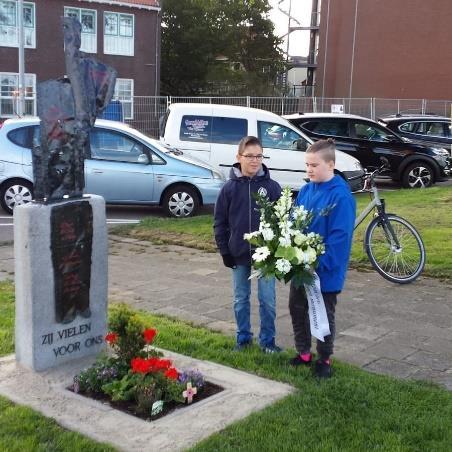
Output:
[318, 193, 356, 273]
[213, 186, 231, 256]
[270, 181, 282, 201]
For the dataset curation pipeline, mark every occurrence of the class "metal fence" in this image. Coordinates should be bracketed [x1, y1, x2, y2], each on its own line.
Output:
[73, 95, 452, 137]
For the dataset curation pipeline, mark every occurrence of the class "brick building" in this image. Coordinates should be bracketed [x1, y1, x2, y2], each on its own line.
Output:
[0, 0, 161, 119]
[315, 0, 452, 100]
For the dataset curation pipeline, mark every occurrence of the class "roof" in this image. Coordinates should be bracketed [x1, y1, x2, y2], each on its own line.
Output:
[283, 112, 369, 121]
[78, 0, 160, 10]
[378, 114, 450, 123]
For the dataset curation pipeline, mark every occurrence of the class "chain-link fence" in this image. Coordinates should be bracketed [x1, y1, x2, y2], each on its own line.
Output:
[123, 96, 451, 138]
[6, 94, 448, 137]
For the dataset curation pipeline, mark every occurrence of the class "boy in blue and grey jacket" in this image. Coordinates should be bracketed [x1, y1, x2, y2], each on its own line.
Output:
[214, 136, 281, 353]
[289, 138, 356, 378]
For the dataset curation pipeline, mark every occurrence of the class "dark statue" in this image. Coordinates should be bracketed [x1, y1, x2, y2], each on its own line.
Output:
[33, 17, 116, 324]
[33, 17, 117, 201]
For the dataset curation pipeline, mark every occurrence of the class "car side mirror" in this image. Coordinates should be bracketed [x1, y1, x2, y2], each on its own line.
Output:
[137, 154, 149, 164]
[292, 139, 308, 152]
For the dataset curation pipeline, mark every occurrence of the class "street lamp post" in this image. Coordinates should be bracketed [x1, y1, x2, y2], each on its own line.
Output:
[17, 0, 25, 116]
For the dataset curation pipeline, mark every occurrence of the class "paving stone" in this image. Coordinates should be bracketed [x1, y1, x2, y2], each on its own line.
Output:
[403, 351, 451, 372]
[364, 358, 418, 378]
[334, 350, 379, 367]
[362, 341, 417, 360]
[340, 325, 390, 341]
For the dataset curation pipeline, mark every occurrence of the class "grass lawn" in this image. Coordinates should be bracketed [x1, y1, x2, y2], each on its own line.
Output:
[1, 282, 452, 450]
[114, 186, 452, 281]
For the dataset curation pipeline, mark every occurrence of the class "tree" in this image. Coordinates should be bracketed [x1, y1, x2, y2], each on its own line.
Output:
[161, 0, 285, 95]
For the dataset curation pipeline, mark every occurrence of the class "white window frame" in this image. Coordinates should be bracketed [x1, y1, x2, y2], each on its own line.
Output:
[114, 78, 134, 120]
[0, 1, 36, 48]
[103, 11, 134, 56]
[64, 6, 97, 53]
[0, 72, 36, 118]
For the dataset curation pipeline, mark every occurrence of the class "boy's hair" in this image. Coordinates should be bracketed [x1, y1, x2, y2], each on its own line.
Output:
[238, 136, 263, 155]
[307, 138, 336, 163]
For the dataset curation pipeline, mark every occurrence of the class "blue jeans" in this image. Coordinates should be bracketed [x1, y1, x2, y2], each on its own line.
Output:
[232, 265, 276, 347]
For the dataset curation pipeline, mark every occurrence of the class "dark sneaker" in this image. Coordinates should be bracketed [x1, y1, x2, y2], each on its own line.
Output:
[315, 359, 332, 378]
[233, 341, 252, 352]
[261, 344, 283, 354]
[289, 354, 312, 366]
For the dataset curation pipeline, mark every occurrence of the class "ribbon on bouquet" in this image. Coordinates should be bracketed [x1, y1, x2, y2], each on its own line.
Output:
[304, 272, 331, 342]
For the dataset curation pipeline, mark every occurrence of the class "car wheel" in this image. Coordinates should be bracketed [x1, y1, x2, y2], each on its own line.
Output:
[401, 162, 434, 188]
[162, 185, 200, 218]
[0, 180, 33, 214]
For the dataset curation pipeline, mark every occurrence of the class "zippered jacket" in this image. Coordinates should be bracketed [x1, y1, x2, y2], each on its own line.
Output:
[295, 175, 356, 292]
[214, 163, 281, 266]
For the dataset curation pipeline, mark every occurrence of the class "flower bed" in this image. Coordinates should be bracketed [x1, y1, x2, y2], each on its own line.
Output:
[69, 304, 223, 420]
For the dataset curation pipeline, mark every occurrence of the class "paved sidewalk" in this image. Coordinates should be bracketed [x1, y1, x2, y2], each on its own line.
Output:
[1, 236, 451, 389]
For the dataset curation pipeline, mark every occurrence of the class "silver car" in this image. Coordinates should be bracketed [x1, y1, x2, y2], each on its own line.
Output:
[0, 118, 225, 217]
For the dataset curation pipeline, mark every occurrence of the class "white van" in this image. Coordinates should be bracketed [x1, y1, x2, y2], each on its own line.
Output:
[160, 103, 364, 190]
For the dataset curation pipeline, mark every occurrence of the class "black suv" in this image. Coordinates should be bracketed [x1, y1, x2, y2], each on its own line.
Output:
[284, 113, 451, 188]
[378, 114, 452, 149]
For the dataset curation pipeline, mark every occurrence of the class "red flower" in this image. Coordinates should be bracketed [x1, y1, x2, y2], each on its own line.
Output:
[105, 332, 118, 344]
[154, 358, 172, 371]
[165, 367, 179, 380]
[143, 328, 157, 344]
[131, 357, 149, 374]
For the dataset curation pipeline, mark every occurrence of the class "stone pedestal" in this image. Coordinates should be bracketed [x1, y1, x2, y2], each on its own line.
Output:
[14, 195, 108, 371]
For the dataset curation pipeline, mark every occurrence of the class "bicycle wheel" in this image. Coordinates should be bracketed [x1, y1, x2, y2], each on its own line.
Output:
[364, 214, 426, 284]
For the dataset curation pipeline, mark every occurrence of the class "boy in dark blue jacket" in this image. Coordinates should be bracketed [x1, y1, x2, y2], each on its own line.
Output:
[289, 139, 356, 378]
[214, 136, 282, 353]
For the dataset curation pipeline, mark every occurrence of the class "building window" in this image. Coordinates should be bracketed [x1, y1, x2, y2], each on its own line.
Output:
[64, 7, 97, 53]
[0, 1, 35, 48]
[104, 12, 134, 56]
[114, 78, 133, 120]
[0, 73, 36, 117]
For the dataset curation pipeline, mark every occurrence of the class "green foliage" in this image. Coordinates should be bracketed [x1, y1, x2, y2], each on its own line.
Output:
[161, 0, 285, 95]
[0, 281, 14, 356]
[108, 304, 148, 363]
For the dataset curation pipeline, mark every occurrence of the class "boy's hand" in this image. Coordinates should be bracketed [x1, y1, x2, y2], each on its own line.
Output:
[222, 254, 237, 269]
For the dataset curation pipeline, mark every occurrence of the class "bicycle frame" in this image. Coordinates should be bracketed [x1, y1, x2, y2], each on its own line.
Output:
[354, 183, 383, 229]
[354, 173, 401, 249]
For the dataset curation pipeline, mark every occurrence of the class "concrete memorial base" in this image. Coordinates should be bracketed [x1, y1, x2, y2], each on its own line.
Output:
[0, 350, 294, 451]
[14, 195, 108, 371]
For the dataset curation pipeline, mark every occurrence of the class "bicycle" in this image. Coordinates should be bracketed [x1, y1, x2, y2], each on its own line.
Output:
[352, 166, 426, 284]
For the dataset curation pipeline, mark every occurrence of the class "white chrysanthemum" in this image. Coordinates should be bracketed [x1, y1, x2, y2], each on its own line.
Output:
[261, 228, 275, 241]
[303, 247, 317, 264]
[243, 231, 261, 240]
[275, 258, 292, 274]
[252, 246, 271, 262]
[278, 235, 291, 247]
[293, 232, 307, 245]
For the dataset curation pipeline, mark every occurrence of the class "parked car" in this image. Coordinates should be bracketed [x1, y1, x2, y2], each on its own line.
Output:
[284, 113, 451, 188]
[160, 103, 365, 192]
[0, 118, 225, 217]
[378, 114, 452, 150]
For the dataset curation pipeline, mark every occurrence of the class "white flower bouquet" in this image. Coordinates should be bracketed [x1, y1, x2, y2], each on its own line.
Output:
[244, 187, 325, 287]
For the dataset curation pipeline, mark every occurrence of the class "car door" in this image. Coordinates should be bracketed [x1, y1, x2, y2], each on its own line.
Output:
[85, 128, 154, 202]
[257, 120, 310, 189]
[349, 119, 404, 169]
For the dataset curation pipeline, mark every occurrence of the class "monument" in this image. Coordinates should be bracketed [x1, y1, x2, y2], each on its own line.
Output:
[14, 17, 117, 371]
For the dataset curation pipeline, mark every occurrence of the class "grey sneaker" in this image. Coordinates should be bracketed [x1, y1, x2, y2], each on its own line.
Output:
[261, 344, 283, 354]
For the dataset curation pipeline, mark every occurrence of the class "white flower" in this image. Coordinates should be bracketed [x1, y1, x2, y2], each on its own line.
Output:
[275, 258, 292, 274]
[278, 235, 291, 247]
[303, 247, 317, 264]
[293, 232, 307, 246]
[259, 221, 271, 232]
[243, 231, 260, 240]
[261, 228, 275, 241]
[252, 246, 271, 262]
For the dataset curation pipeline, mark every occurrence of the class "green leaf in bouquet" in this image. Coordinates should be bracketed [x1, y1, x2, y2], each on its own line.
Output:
[275, 246, 297, 262]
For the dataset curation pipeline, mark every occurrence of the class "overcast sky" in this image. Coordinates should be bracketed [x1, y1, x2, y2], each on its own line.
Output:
[268, 0, 313, 57]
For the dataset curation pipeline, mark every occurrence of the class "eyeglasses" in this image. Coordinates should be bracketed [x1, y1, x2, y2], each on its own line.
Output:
[240, 154, 264, 161]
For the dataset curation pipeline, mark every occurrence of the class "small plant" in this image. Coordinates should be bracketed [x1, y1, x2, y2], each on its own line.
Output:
[72, 304, 206, 417]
